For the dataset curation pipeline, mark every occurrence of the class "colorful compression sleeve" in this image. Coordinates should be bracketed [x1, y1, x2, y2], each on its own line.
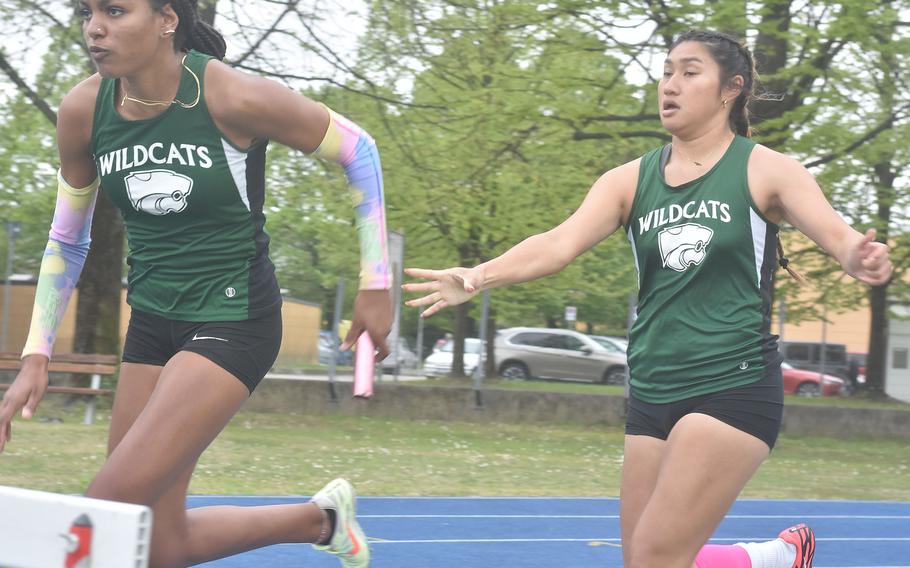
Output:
[313, 105, 391, 290]
[21, 171, 99, 359]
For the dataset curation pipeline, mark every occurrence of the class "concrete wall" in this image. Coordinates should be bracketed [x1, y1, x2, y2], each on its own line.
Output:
[246, 380, 628, 426]
[247, 378, 910, 440]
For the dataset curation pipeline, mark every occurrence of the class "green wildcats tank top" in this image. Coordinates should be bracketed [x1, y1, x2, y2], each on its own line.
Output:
[91, 50, 281, 321]
[625, 135, 782, 403]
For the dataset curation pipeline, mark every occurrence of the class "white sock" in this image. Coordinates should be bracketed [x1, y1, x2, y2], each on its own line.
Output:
[735, 539, 797, 568]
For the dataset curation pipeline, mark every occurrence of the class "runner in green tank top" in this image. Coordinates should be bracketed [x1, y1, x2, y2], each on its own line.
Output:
[627, 133, 781, 404]
[405, 30, 892, 568]
[0, 1, 385, 566]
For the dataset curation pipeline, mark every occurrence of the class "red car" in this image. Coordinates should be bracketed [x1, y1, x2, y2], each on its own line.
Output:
[782, 362, 844, 396]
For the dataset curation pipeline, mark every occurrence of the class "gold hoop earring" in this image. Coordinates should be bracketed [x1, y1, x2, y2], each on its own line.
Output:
[163, 29, 176, 37]
[722, 99, 728, 108]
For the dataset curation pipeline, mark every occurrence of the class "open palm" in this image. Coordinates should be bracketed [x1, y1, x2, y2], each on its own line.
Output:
[403, 267, 483, 317]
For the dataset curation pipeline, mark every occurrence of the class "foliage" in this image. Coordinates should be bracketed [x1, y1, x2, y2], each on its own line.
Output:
[0, 1, 907, 375]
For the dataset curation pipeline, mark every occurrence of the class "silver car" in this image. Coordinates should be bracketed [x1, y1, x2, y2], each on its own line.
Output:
[495, 327, 628, 384]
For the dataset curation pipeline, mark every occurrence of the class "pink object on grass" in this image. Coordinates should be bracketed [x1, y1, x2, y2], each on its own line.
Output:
[694, 544, 751, 568]
[353, 333, 375, 398]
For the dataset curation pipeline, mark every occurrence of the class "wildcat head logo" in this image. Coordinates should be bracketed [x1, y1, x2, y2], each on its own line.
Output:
[124, 170, 194, 215]
[658, 223, 714, 272]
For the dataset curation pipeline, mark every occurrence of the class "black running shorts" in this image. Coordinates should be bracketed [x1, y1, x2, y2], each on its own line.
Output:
[625, 365, 785, 450]
[121, 307, 282, 393]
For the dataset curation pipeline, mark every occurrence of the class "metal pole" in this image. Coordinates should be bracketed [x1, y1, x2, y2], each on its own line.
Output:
[328, 279, 345, 403]
[387, 231, 405, 383]
[393, 253, 405, 384]
[473, 290, 491, 409]
[1, 221, 20, 353]
[416, 306, 425, 370]
[624, 292, 636, 400]
[777, 296, 786, 343]
[818, 298, 828, 397]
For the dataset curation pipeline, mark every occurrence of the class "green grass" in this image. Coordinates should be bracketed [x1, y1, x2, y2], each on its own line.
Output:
[0, 402, 907, 501]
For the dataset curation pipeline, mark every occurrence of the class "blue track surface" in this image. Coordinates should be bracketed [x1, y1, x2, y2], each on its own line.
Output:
[190, 496, 910, 567]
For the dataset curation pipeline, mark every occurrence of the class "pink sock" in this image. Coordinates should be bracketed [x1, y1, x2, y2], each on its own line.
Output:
[694, 544, 752, 568]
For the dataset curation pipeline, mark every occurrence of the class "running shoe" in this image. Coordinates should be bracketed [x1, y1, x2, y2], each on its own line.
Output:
[311, 478, 370, 567]
[779, 523, 815, 568]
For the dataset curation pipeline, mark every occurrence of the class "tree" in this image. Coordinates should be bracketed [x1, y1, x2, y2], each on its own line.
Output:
[356, 1, 653, 374]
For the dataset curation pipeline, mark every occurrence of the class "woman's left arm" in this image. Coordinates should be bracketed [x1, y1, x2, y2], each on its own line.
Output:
[751, 146, 892, 286]
[207, 63, 393, 357]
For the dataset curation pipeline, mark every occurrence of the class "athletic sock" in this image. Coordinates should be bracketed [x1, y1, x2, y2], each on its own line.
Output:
[735, 538, 797, 568]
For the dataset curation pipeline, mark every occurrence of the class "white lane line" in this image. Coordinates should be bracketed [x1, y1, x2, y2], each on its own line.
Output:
[360, 514, 910, 519]
[340, 537, 910, 544]
[186, 495, 910, 506]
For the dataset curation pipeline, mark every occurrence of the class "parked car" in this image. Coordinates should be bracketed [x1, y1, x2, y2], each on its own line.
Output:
[424, 338, 482, 377]
[318, 331, 353, 366]
[779, 341, 849, 379]
[495, 327, 628, 384]
[381, 338, 420, 372]
[781, 361, 844, 396]
[591, 335, 628, 353]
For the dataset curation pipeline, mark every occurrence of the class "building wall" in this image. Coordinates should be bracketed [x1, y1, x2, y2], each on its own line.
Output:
[0, 282, 320, 367]
[772, 307, 871, 354]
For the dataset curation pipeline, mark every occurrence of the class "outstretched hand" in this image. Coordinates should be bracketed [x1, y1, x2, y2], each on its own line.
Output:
[0, 355, 50, 453]
[844, 228, 892, 286]
[341, 289, 393, 361]
[402, 266, 484, 317]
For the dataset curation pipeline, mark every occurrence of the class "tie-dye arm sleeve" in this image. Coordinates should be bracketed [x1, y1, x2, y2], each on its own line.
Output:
[21, 171, 99, 359]
[313, 106, 391, 290]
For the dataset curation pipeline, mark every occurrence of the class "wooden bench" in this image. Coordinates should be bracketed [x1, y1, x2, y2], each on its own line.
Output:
[0, 353, 118, 425]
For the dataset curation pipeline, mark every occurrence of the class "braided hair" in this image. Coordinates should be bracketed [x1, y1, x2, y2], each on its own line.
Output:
[670, 30, 758, 138]
[152, 0, 227, 60]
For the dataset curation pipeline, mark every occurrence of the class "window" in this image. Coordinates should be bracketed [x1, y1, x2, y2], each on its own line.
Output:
[511, 333, 548, 347]
[593, 337, 625, 353]
[785, 344, 811, 361]
[539, 334, 584, 351]
[825, 345, 847, 364]
[893, 348, 908, 370]
[541, 334, 565, 349]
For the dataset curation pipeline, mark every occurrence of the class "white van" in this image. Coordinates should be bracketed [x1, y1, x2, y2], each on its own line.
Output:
[423, 338, 482, 377]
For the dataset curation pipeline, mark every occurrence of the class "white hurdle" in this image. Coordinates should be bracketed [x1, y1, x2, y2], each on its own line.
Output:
[0, 485, 152, 568]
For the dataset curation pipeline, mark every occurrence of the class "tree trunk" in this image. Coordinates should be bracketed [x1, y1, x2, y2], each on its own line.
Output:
[198, 0, 218, 25]
[73, 192, 124, 356]
[866, 284, 888, 398]
[863, 161, 896, 398]
[751, 0, 791, 147]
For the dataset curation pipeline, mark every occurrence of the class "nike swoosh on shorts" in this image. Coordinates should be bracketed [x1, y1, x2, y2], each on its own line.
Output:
[192, 334, 229, 342]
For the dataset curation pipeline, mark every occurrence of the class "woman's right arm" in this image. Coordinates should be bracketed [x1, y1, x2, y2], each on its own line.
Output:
[404, 159, 639, 317]
[0, 77, 99, 452]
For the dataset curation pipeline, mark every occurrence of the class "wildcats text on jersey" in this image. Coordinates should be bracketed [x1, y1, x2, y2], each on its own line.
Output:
[97, 143, 213, 177]
[637, 199, 732, 235]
